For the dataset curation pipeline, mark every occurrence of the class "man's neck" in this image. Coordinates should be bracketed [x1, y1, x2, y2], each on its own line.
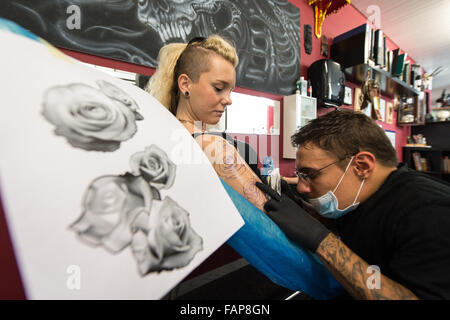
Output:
[359, 165, 397, 203]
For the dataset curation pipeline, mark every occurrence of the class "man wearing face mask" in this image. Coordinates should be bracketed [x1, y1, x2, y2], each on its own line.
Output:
[256, 109, 450, 300]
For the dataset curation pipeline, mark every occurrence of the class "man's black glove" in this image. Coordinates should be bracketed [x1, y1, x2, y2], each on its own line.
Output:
[256, 182, 330, 252]
[280, 179, 304, 206]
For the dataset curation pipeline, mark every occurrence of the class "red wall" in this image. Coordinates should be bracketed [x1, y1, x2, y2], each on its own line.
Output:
[277, 0, 412, 176]
[59, 0, 414, 177]
[232, 0, 413, 176]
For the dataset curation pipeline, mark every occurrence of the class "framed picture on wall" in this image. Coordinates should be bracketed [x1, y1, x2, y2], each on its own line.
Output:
[354, 87, 363, 111]
[363, 103, 372, 118]
[386, 102, 394, 124]
[344, 86, 353, 105]
[385, 130, 396, 150]
[380, 99, 386, 122]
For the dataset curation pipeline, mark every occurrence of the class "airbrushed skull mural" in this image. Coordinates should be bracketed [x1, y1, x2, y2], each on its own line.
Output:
[136, 0, 300, 94]
[137, 0, 198, 43]
[0, 0, 300, 95]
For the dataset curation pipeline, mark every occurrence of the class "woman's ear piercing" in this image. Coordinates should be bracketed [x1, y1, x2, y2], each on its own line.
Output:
[184, 91, 190, 97]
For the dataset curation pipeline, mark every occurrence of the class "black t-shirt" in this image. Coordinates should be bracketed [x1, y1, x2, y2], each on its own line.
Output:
[336, 163, 450, 299]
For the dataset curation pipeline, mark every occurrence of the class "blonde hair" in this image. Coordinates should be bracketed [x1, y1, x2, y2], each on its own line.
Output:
[146, 35, 238, 115]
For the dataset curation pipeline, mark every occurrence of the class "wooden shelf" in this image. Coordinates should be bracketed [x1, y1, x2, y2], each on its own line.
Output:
[431, 106, 450, 111]
[344, 64, 420, 98]
[404, 144, 432, 148]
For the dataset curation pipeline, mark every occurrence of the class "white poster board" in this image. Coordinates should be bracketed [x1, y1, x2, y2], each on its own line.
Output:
[385, 130, 396, 150]
[0, 25, 244, 299]
[379, 99, 386, 122]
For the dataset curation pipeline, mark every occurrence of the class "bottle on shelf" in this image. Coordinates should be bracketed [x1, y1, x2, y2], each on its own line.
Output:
[296, 76, 308, 96]
[307, 80, 312, 97]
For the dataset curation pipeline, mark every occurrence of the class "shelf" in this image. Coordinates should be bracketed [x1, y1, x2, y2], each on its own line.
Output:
[344, 64, 420, 98]
[432, 106, 450, 111]
[403, 146, 450, 152]
[425, 120, 450, 125]
[404, 144, 432, 148]
[397, 122, 426, 126]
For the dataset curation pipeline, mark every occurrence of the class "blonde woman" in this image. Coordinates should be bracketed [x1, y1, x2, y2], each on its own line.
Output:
[146, 35, 342, 299]
[146, 35, 267, 211]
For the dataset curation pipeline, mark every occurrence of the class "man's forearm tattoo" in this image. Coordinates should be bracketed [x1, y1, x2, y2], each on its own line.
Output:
[316, 233, 418, 300]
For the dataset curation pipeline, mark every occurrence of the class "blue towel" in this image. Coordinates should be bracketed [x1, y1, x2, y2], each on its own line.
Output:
[222, 179, 344, 299]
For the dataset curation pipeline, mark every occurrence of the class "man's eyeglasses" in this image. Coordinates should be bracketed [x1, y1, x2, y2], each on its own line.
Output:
[295, 157, 350, 183]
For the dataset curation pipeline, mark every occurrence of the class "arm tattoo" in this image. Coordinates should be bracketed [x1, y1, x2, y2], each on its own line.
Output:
[213, 139, 246, 179]
[199, 136, 267, 212]
[241, 176, 267, 210]
[316, 233, 419, 300]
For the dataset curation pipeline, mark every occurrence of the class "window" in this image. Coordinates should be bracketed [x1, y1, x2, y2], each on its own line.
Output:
[225, 92, 280, 135]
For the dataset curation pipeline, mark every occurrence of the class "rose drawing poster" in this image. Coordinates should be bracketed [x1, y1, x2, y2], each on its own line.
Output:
[0, 22, 244, 299]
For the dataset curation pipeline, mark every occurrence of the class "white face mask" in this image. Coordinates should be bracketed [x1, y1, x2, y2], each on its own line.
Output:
[307, 156, 365, 219]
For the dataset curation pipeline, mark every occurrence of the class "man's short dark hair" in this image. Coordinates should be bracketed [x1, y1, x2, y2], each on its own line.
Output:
[291, 109, 398, 167]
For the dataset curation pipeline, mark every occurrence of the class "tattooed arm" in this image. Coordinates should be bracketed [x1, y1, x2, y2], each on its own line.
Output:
[316, 233, 419, 300]
[195, 134, 267, 212]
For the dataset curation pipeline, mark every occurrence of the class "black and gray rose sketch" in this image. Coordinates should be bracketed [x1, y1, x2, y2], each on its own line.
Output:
[70, 144, 203, 275]
[42, 80, 143, 152]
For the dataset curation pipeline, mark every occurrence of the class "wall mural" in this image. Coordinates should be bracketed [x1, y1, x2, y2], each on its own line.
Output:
[0, 0, 300, 95]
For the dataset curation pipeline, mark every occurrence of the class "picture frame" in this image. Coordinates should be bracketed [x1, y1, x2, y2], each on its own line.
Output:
[386, 101, 394, 124]
[385, 130, 396, 150]
[353, 87, 362, 111]
[379, 98, 386, 122]
[344, 86, 353, 105]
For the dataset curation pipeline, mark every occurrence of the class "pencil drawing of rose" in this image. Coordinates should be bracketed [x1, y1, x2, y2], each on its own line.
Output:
[130, 145, 176, 190]
[96, 80, 143, 120]
[70, 173, 154, 253]
[42, 81, 143, 152]
[70, 144, 203, 276]
[131, 197, 203, 275]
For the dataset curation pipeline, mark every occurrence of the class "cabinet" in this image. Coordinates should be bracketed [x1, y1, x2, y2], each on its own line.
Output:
[412, 120, 450, 149]
[403, 146, 450, 182]
[283, 94, 316, 159]
[408, 120, 450, 182]
[397, 91, 426, 125]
